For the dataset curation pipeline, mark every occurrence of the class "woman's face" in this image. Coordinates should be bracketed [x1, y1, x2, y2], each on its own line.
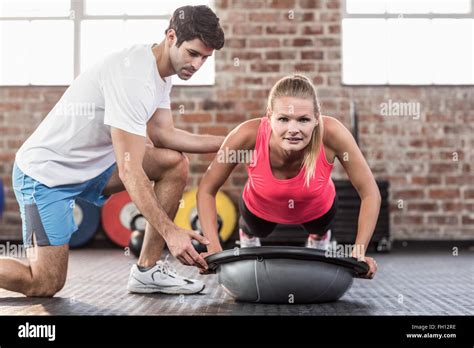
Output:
[269, 97, 318, 154]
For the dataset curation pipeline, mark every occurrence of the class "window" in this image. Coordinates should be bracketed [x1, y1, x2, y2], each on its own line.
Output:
[0, 0, 215, 86]
[342, 0, 474, 85]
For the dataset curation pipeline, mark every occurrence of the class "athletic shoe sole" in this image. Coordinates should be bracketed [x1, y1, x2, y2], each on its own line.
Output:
[127, 283, 205, 295]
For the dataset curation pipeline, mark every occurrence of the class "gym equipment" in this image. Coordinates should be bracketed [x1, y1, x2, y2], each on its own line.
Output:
[0, 178, 4, 219]
[174, 188, 237, 250]
[190, 212, 223, 253]
[70, 198, 100, 248]
[332, 180, 390, 251]
[128, 213, 146, 258]
[129, 230, 145, 258]
[190, 210, 223, 233]
[205, 246, 369, 304]
[131, 214, 146, 232]
[102, 191, 143, 248]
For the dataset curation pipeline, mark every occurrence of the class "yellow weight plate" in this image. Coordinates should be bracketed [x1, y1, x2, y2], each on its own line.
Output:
[174, 188, 237, 242]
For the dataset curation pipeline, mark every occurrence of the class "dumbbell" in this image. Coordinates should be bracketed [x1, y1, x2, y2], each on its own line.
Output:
[129, 214, 146, 258]
[189, 209, 223, 253]
[102, 191, 146, 249]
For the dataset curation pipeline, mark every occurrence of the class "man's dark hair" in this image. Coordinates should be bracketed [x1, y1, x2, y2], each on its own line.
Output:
[165, 5, 225, 50]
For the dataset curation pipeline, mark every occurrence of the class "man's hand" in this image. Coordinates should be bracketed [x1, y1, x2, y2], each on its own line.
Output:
[164, 226, 210, 270]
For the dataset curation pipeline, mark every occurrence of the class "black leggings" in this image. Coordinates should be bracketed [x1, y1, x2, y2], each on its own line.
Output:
[239, 195, 338, 238]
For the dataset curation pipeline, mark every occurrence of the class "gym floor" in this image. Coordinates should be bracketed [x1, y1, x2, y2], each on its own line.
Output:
[0, 245, 472, 316]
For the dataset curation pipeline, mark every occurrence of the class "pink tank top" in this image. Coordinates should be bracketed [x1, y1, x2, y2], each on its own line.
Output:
[242, 117, 336, 224]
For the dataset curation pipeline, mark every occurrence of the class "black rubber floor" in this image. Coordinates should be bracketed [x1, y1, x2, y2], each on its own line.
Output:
[0, 248, 472, 315]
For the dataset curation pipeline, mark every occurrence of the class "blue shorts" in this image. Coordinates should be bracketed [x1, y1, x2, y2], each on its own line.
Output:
[12, 163, 116, 247]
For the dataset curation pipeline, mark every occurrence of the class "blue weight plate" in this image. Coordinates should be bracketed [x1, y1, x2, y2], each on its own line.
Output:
[70, 198, 100, 248]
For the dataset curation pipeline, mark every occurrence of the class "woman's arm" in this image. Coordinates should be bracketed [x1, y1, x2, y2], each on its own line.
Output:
[197, 119, 259, 255]
[324, 116, 381, 275]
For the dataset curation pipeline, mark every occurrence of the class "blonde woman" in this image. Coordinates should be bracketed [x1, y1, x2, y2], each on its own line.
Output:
[197, 74, 379, 278]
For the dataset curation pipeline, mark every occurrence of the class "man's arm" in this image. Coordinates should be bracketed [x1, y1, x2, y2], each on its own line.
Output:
[111, 127, 209, 268]
[147, 108, 224, 153]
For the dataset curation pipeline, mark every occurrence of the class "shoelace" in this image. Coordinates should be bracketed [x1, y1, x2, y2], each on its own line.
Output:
[158, 255, 177, 275]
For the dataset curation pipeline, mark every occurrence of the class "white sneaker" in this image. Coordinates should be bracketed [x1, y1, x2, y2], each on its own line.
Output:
[127, 260, 205, 295]
[239, 229, 261, 248]
[306, 230, 332, 251]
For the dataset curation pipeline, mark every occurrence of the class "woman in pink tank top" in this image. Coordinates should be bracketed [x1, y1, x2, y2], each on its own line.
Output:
[198, 74, 380, 278]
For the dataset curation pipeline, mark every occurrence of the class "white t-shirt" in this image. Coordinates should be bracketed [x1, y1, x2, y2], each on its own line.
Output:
[16, 44, 172, 187]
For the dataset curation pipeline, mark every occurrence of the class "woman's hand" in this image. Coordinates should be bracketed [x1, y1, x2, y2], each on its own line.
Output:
[352, 246, 378, 279]
[198, 246, 223, 274]
[355, 256, 378, 279]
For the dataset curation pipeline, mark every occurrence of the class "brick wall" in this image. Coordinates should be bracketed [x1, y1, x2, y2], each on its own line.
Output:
[0, 0, 473, 240]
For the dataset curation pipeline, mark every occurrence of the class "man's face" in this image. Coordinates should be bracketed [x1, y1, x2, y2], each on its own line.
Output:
[169, 37, 214, 80]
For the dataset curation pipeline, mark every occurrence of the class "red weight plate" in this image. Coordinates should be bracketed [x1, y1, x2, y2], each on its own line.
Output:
[101, 191, 136, 248]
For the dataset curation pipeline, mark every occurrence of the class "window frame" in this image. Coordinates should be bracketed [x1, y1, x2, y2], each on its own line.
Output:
[0, 0, 215, 86]
[342, 0, 474, 86]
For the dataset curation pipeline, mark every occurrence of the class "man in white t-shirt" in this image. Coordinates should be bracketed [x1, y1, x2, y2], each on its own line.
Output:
[2, 5, 225, 297]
